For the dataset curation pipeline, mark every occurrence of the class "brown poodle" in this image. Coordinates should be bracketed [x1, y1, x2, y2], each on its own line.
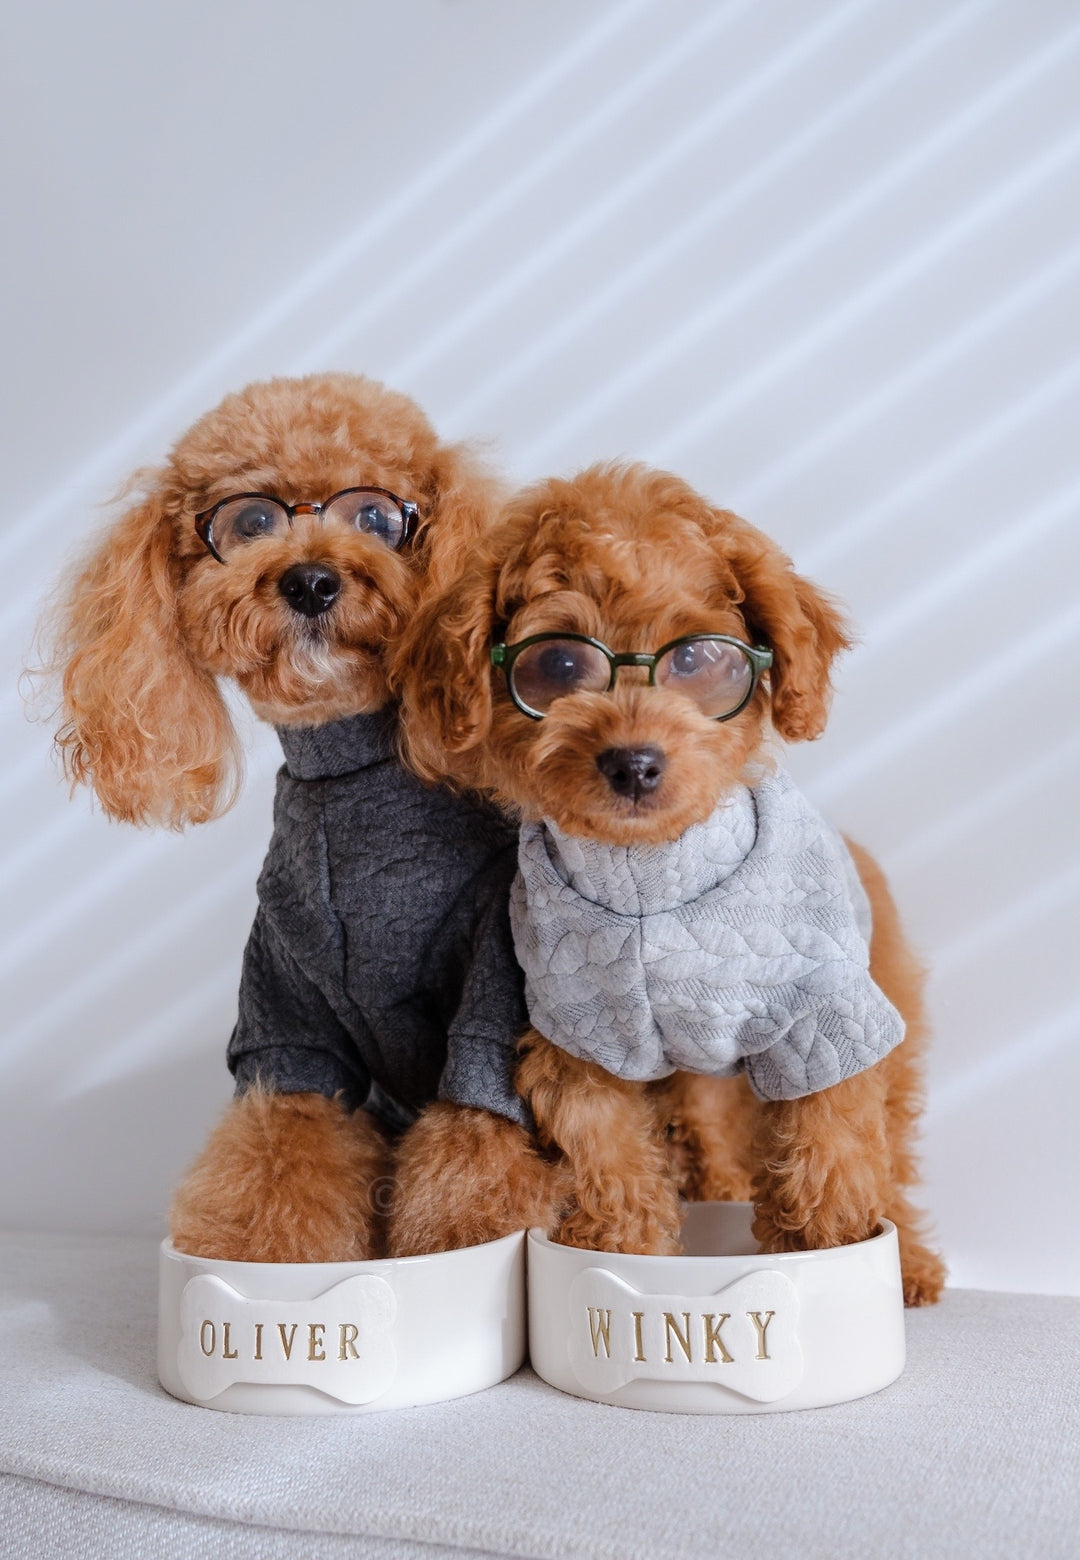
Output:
[45, 372, 563, 1263]
[390, 462, 944, 1306]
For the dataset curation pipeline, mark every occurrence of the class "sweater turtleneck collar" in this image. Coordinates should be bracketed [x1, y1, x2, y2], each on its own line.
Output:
[276, 706, 398, 781]
[538, 785, 758, 917]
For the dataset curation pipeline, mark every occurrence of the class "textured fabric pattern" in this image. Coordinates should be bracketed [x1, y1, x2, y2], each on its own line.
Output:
[511, 771, 904, 1099]
[227, 710, 529, 1129]
[0, 1474, 509, 1560]
[1, 1232, 1078, 1560]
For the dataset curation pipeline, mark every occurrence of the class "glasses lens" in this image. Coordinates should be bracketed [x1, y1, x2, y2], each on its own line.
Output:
[209, 497, 289, 559]
[655, 638, 754, 718]
[511, 638, 611, 714]
[325, 489, 406, 550]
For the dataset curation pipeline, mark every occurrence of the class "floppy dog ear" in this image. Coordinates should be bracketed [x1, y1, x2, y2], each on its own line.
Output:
[48, 481, 240, 827]
[390, 545, 501, 787]
[714, 511, 853, 742]
[412, 442, 505, 595]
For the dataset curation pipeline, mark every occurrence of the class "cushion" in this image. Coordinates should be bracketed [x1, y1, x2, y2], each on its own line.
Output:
[1, 1230, 1077, 1560]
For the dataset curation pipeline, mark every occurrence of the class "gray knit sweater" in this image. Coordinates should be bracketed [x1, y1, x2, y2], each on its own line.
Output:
[509, 770, 904, 1101]
[227, 710, 530, 1131]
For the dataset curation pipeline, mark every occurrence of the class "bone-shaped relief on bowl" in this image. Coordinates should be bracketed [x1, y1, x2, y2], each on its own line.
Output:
[177, 1273, 398, 1405]
[567, 1267, 803, 1402]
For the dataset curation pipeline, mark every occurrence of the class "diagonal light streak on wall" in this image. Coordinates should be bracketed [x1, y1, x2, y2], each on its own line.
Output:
[0, 745, 280, 993]
[927, 1001, 1080, 1123]
[933, 859, 1080, 981]
[801, 356, 1080, 574]
[3, 853, 257, 1074]
[430, 0, 991, 434]
[514, 20, 1080, 471]
[856, 477, 1080, 659]
[886, 732, 1080, 878]
[58, 965, 243, 1105]
[373, 0, 877, 393]
[650, 131, 1080, 465]
[0, 804, 85, 901]
[1, 0, 653, 576]
[809, 596, 1080, 807]
[733, 241, 1080, 514]
[49, 868, 263, 1095]
[295, 0, 775, 375]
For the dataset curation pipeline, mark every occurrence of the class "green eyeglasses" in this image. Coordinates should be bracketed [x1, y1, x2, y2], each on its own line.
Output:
[490, 632, 773, 721]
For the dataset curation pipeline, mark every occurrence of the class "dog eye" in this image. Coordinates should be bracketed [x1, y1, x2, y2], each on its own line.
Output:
[510, 638, 610, 714]
[232, 503, 281, 540]
[326, 490, 406, 549]
[536, 645, 586, 684]
[208, 497, 289, 558]
[668, 642, 708, 677]
[656, 638, 753, 718]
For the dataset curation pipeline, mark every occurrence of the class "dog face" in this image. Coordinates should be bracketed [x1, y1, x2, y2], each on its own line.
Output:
[49, 373, 497, 827]
[396, 463, 851, 846]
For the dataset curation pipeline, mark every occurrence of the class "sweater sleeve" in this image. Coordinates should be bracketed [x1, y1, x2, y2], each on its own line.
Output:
[438, 851, 533, 1129]
[227, 906, 371, 1110]
[740, 972, 906, 1101]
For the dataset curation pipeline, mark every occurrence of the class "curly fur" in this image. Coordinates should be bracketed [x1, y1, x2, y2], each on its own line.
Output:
[392, 462, 944, 1303]
[170, 1086, 392, 1262]
[43, 371, 500, 827]
[42, 372, 503, 1262]
[387, 1103, 569, 1258]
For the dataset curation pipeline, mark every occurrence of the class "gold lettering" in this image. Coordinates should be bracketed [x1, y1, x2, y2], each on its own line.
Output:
[254, 1323, 263, 1361]
[199, 1320, 216, 1357]
[702, 1313, 733, 1364]
[632, 1311, 646, 1363]
[587, 1307, 613, 1358]
[222, 1321, 238, 1360]
[747, 1310, 775, 1360]
[664, 1311, 693, 1364]
[339, 1323, 360, 1361]
[308, 1323, 326, 1362]
[277, 1323, 298, 1361]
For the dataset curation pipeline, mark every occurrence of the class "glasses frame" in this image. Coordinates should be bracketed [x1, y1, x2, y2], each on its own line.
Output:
[193, 486, 419, 563]
[490, 631, 774, 721]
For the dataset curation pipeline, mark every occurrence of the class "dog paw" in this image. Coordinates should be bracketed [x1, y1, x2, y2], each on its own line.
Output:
[555, 1198, 681, 1257]
[752, 1198, 881, 1254]
[899, 1241, 947, 1307]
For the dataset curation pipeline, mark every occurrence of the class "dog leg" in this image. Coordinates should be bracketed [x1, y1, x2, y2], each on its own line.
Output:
[751, 1066, 890, 1254]
[848, 839, 945, 1305]
[654, 1072, 758, 1202]
[877, 1045, 946, 1305]
[518, 1032, 682, 1256]
[170, 1085, 391, 1262]
[886, 1188, 948, 1306]
[386, 1102, 567, 1257]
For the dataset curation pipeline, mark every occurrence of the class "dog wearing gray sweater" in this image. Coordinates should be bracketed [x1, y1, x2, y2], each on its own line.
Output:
[45, 373, 563, 1263]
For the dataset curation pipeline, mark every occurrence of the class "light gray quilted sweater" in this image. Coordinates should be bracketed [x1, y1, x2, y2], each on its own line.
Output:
[509, 770, 904, 1101]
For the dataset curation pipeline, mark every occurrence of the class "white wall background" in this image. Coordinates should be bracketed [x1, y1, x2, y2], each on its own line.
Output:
[2, 0, 1077, 1293]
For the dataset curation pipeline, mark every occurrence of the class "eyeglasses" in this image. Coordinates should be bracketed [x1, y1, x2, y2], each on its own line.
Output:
[490, 632, 773, 721]
[194, 487, 419, 563]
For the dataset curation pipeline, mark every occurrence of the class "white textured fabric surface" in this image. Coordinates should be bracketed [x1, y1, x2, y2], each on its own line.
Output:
[1, 1231, 1078, 1560]
[512, 771, 903, 1097]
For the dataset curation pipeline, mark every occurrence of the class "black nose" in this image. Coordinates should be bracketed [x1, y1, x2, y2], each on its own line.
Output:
[596, 745, 667, 801]
[278, 562, 341, 617]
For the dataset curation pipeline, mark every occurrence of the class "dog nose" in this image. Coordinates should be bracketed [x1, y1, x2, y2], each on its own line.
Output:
[596, 745, 667, 801]
[278, 562, 341, 617]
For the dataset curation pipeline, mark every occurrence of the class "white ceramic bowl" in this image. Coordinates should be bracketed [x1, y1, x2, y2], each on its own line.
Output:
[528, 1202, 905, 1414]
[158, 1231, 525, 1414]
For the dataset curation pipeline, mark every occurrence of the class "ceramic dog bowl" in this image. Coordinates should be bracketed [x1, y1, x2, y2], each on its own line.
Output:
[528, 1202, 904, 1414]
[158, 1230, 525, 1414]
